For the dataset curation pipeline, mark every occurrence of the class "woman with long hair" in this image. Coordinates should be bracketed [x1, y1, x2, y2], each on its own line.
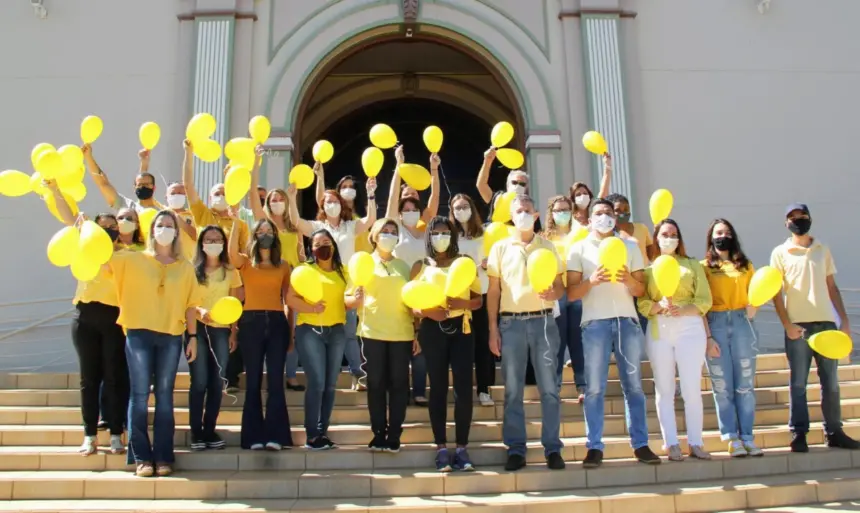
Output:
[229, 217, 293, 451]
[569, 153, 612, 228]
[412, 217, 482, 472]
[286, 229, 348, 450]
[115, 207, 145, 251]
[638, 219, 713, 462]
[702, 218, 762, 457]
[188, 225, 242, 451]
[315, 168, 374, 253]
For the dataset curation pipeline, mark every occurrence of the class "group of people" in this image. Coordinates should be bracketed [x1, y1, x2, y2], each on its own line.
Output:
[51, 136, 858, 478]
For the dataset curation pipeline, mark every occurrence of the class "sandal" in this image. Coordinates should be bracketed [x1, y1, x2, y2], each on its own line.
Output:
[136, 462, 154, 477]
[156, 463, 173, 477]
[109, 434, 125, 454]
[79, 435, 97, 456]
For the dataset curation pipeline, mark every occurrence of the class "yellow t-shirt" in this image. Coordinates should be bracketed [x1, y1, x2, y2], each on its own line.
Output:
[347, 254, 414, 342]
[486, 235, 563, 314]
[547, 232, 569, 287]
[296, 263, 347, 327]
[109, 251, 202, 336]
[198, 267, 243, 328]
[638, 256, 713, 338]
[353, 213, 374, 254]
[190, 199, 250, 251]
[702, 260, 754, 312]
[414, 261, 481, 318]
[278, 229, 301, 268]
[631, 222, 652, 265]
[770, 238, 837, 323]
[74, 246, 145, 307]
[175, 209, 197, 262]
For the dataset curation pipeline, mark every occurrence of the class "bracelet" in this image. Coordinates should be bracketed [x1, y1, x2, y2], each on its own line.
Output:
[187, 334, 197, 340]
[367, 196, 375, 201]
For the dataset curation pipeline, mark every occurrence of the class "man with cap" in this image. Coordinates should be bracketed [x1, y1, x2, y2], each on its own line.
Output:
[770, 203, 859, 452]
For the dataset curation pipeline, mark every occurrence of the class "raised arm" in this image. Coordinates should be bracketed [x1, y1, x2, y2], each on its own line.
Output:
[475, 147, 497, 204]
[249, 147, 266, 222]
[314, 161, 325, 208]
[385, 145, 405, 220]
[45, 181, 77, 226]
[228, 215, 248, 268]
[182, 139, 201, 206]
[355, 178, 378, 234]
[286, 184, 316, 237]
[421, 153, 441, 224]
[138, 149, 150, 174]
[82, 144, 120, 209]
[597, 153, 612, 199]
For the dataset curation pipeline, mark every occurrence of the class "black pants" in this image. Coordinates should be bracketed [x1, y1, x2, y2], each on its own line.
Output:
[71, 302, 128, 436]
[419, 317, 475, 446]
[363, 338, 412, 441]
[226, 344, 244, 386]
[472, 297, 495, 394]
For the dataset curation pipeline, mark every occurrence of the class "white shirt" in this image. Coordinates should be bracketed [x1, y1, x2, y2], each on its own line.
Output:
[567, 233, 644, 324]
[393, 221, 426, 267]
[310, 219, 357, 265]
[458, 235, 489, 294]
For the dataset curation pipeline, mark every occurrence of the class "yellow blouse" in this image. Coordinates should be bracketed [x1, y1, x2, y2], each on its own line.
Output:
[198, 267, 243, 328]
[638, 256, 713, 337]
[353, 213, 374, 254]
[702, 260, 754, 312]
[414, 261, 481, 334]
[278, 229, 301, 268]
[347, 255, 414, 342]
[295, 263, 347, 327]
[73, 246, 144, 307]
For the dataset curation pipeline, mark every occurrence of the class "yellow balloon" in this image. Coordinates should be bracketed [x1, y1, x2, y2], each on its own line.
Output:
[582, 131, 608, 155]
[491, 121, 515, 148]
[194, 139, 223, 163]
[187, 113, 216, 141]
[348, 251, 375, 287]
[56, 165, 85, 190]
[0, 170, 32, 197]
[79, 220, 114, 265]
[491, 191, 517, 223]
[47, 226, 80, 267]
[64, 182, 87, 202]
[496, 148, 525, 169]
[31, 143, 56, 169]
[289, 164, 315, 190]
[35, 150, 63, 180]
[139, 208, 157, 240]
[598, 236, 627, 282]
[139, 122, 161, 150]
[808, 330, 853, 360]
[30, 172, 47, 197]
[80, 116, 103, 144]
[225, 166, 252, 206]
[423, 126, 443, 153]
[652, 255, 681, 298]
[527, 248, 558, 293]
[422, 266, 448, 291]
[224, 137, 256, 167]
[445, 257, 477, 297]
[361, 147, 384, 178]
[398, 163, 431, 191]
[249, 115, 271, 144]
[483, 222, 512, 255]
[70, 253, 101, 282]
[45, 190, 79, 223]
[649, 189, 674, 225]
[369, 123, 397, 149]
[401, 281, 446, 310]
[311, 140, 334, 164]
[565, 226, 589, 245]
[57, 144, 84, 175]
[291, 265, 323, 303]
[748, 265, 783, 307]
[211, 296, 244, 325]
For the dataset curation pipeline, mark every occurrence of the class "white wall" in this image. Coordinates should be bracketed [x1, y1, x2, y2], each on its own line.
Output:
[0, 0, 182, 328]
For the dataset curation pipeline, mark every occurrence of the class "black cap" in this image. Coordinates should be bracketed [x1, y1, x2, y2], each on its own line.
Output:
[784, 203, 810, 218]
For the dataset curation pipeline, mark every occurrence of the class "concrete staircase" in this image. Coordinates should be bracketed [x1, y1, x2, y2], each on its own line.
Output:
[0, 354, 859, 512]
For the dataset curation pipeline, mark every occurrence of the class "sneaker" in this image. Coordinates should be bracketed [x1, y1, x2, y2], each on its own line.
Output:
[576, 386, 586, 404]
[135, 462, 154, 477]
[305, 436, 330, 451]
[320, 435, 338, 450]
[155, 463, 173, 477]
[250, 443, 265, 451]
[265, 442, 283, 451]
[204, 432, 225, 450]
[190, 434, 207, 452]
[351, 375, 367, 392]
[226, 384, 240, 394]
[790, 432, 809, 453]
[689, 445, 711, 460]
[546, 452, 565, 470]
[728, 440, 748, 458]
[368, 434, 387, 452]
[79, 435, 97, 456]
[452, 448, 474, 471]
[478, 392, 494, 407]
[743, 441, 763, 457]
[413, 396, 428, 407]
[109, 434, 125, 454]
[826, 430, 860, 450]
[286, 381, 306, 392]
[504, 453, 526, 472]
[667, 444, 684, 461]
[582, 449, 603, 468]
[435, 448, 452, 472]
[97, 420, 108, 431]
[385, 438, 401, 453]
[634, 446, 662, 465]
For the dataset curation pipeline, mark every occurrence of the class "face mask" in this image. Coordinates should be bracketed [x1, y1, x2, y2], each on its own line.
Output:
[166, 194, 186, 210]
[118, 219, 137, 235]
[616, 213, 631, 224]
[313, 245, 333, 261]
[511, 184, 526, 195]
[512, 212, 535, 232]
[211, 195, 227, 211]
[259, 197, 266, 207]
[376, 233, 398, 252]
[105, 228, 120, 242]
[574, 194, 591, 208]
[340, 188, 357, 201]
[713, 236, 735, 252]
[431, 234, 451, 253]
[257, 233, 275, 249]
[153, 226, 176, 246]
[788, 218, 811, 236]
[203, 243, 223, 257]
[453, 208, 472, 224]
[269, 201, 286, 216]
[135, 187, 154, 201]
[552, 211, 572, 226]
[323, 202, 341, 218]
[401, 211, 420, 227]
[592, 214, 616, 234]
[658, 236, 679, 253]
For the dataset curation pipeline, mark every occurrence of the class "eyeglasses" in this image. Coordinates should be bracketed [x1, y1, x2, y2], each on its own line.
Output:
[511, 181, 527, 187]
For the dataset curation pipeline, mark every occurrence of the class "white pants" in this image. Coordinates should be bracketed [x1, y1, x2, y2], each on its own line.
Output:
[646, 315, 707, 448]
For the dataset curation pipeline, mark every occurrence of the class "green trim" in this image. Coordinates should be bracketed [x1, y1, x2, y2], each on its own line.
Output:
[615, 17, 638, 214]
[579, 16, 597, 186]
[440, 0, 551, 61]
[223, 17, 236, 157]
[189, 20, 200, 115]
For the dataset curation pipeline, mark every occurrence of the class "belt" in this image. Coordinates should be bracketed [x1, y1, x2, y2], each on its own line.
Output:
[500, 309, 553, 320]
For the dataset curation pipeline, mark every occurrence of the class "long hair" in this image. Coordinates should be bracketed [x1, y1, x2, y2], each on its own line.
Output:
[704, 218, 750, 270]
[316, 190, 352, 222]
[337, 175, 365, 217]
[368, 218, 399, 250]
[569, 182, 594, 204]
[93, 212, 118, 227]
[305, 228, 346, 283]
[248, 218, 282, 267]
[398, 196, 421, 214]
[652, 218, 688, 258]
[543, 195, 574, 239]
[448, 193, 484, 238]
[425, 216, 460, 261]
[264, 188, 297, 232]
[194, 225, 232, 285]
[116, 207, 145, 246]
[146, 209, 183, 259]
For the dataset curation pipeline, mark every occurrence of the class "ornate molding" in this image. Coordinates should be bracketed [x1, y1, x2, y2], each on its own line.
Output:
[400, 73, 419, 96]
[558, 9, 636, 19]
[177, 10, 257, 21]
[403, 0, 419, 23]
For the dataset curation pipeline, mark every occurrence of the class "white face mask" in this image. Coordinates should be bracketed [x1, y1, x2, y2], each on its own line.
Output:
[511, 184, 526, 195]
[202, 243, 223, 257]
[431, 234, 451, 253]
[340, 188, 357, 201]
[376, 233, 398, 252]
[269, 201, 286, 216]
[211, 195, 227, 211]
[592, 214, 616, 234]
[453, 208, 472, 224]
[658, 236, 679, 254]
[166, 194, 186, 210]
[323, 202, 342, 218]
[574, 194, 591, 208]
[512, 211, 535, 232]
[118, 219, 137, 235]
[153, 226, 176, 246]
[401, 211, 420, 227]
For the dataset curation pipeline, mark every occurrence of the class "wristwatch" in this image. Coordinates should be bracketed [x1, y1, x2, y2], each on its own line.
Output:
[187, 334, 198, 340]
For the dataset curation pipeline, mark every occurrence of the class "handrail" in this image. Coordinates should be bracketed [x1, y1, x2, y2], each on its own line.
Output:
[0, 308, 75, 342]
[0, 297, 72, 309]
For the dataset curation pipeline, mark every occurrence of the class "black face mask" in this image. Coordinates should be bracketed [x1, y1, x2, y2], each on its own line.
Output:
[788, 218, 811, 236]
[135, 187, 154, 200]
[257, 234, 275, 249]
[616, 213, 631, 224]
[713, 236, 735, 252]
[313, 245, 333, 261]
[105, 228, 120, 242]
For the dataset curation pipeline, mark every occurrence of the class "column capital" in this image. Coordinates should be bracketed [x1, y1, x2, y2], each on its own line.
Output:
[177, 0, 257, 21]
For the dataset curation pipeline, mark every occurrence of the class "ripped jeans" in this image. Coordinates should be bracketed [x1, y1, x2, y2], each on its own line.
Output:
[705, 309, 758, 442]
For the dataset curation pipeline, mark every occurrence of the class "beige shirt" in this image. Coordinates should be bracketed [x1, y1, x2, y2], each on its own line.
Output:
[770, 238, 836, 323]
[486, 235, 563, 314]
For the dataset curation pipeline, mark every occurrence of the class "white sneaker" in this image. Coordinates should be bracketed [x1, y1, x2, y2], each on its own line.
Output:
[250, 443, 265, 450]
[743, 441, 763, 457]
[478, 393, 494, 407]
[79, 435, 97, 456]
[265, 442, 283, 451]
[109, 435, 125, 454]
[728, 440, 748, 458]
[351, 375, 367, 392]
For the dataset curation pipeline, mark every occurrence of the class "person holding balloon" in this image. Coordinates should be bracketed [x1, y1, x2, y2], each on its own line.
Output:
[770, 203, 859, 452]
[286, 230, 348, 451]
[569, 153, 612, 228]
[476, 151, 542, 232]
[187, 225, 242, 452]
[606, 192, 653, 265]
[637, 219, 713, 462]
[386, 146, 441, 266]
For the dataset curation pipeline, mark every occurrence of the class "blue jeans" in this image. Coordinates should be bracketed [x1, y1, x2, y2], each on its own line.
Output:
[500, 315, 562, 456]
[786, 321, 842, 434]
[286, 347, 299, 379]
[706, 310, 758, 441]
[554, 296, 585, 388]
[343, 310, 363, 376]
[581, 317, 649, 450]
[295, 323, 347, 439]
[125, 329, 182, 464]
[188, 322, 230, 437]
